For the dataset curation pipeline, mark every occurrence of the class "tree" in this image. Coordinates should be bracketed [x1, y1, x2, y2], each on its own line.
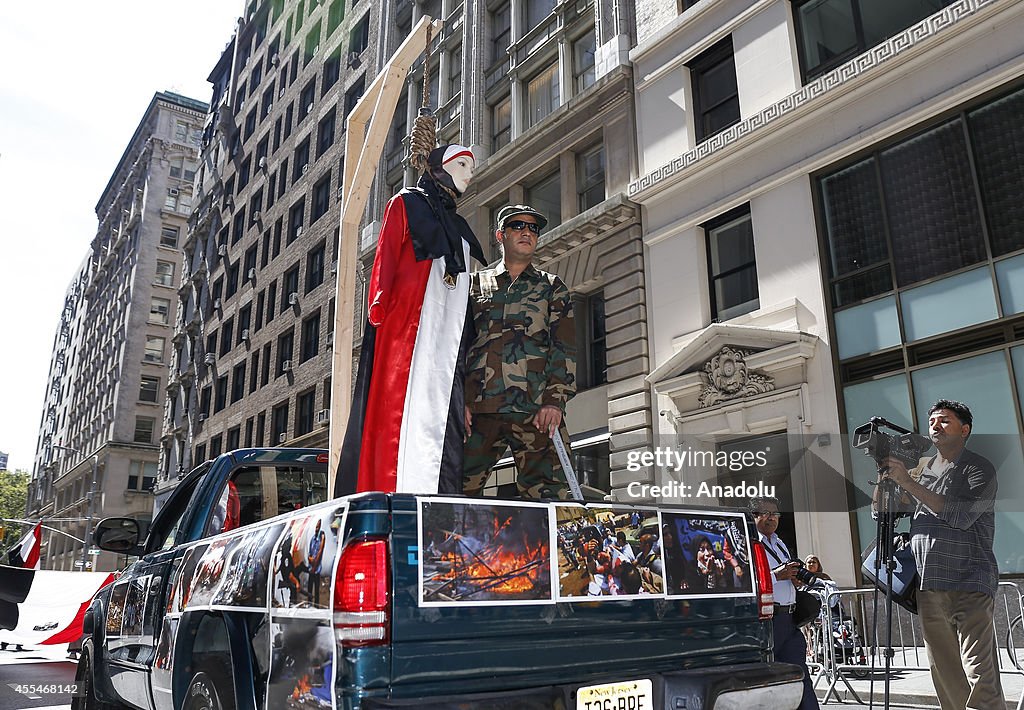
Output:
[0, 469, 29, 547]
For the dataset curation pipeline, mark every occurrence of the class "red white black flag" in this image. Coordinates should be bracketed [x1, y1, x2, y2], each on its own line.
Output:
[6, 523, 41, 570]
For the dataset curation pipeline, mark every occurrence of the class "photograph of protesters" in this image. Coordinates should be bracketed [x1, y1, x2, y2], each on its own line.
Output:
[272, 511, 342, 609]
[554, 505, 663, 599]
[662, 512, 752, 596]
[185, 538, 232, 609]
[213, 523, 284, 608]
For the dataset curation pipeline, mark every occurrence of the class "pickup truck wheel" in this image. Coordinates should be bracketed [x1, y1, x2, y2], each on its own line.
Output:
[184, 671, 231, 710]
[71, 649, 123, 710]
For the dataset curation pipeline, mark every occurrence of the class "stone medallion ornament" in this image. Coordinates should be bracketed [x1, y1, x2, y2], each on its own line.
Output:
[697, 346, 774, 408]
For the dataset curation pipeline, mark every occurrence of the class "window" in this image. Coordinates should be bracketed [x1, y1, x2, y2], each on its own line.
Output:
[226, 261, 240, 297]
[155, 260, 174, 287]
[160, 225, 179, 247]
[200, 386, 212, 417]
[267, 281, 278, 322]
[284, 104, 294, 139]
[232, 362, 246, 403]
[262, 83, 275, 119]
[689, 37, 740, 142]
[794, 0, 956, 82]
[255, 412, 266, 447]
[150, 297, 171, 325]
[139, 375, 160, 403]
[145, 336, 165, 363]
[261, 342, 272, 386]
[273, 117, 283, 152]
[288, 198, 306, 242]
[245, 108, 258, 139]
[283, 264, 300, 306]
[323, 49, 341, 91]
[350, 14, 370, 55]
[232, 209, 247, 244]
[303, 21, 321, 66]
[164, 189, 180, 210]
[227, 426, 241, 452]
[312, 174, 332, 223]
[491, 97, 512, 152]
[299, 80, 316, 121]
[525, 171, 561, 230]
[317, 108, 336, 157]
[294, 137, 311, 180]
[526, 62, 560, 128]
[278, 159, 289, 197]
[210, 435, 223, 459]
[573, 30, 596, 93]
[277, 328, 294, 376]
[306, 242, 326, 292]
[134, 417, 156, 444]
[255, 291, 266, 331]
[447, 44, 462, 99]
[195, 443, 207, 465]
[220, 317, 234, 356]
[576, 144, 605, 212]
[211, 277, 224, 305]
[296, 389, 316, 435]
[169, 157, 197, 182]
[527, 0, 556, 29]
[576, 293, 607, 388]
[301, 311, 321, 362]
[272, 401, 289, 444]
[239, 156, 252, 191]
[215, 374, 229, 412]
[250, 351, 260, 393]
[327, 0, 344, 35]
[490, 2, 511, 66]
[174, 121, 189, 142]
[128, 461, 157, 492]
[705, 206, 758, 321]
[238, 303, 252, 343]
[244, 245, 258, 278]
[345, 77, 365, 117]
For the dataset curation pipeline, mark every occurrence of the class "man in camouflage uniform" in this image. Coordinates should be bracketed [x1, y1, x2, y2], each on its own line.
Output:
[463, 204, 577, 499]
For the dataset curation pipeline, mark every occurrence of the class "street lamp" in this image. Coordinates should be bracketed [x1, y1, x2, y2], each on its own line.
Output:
[51, 444, 98, 571]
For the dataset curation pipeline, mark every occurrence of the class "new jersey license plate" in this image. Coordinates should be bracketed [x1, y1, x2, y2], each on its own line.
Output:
[576, 678, 653, 710]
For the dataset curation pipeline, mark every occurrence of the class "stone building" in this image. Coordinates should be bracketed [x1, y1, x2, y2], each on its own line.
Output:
[629, 0, 1024, 583]
[158, 0, 386, 504]
[29, 92, 206, 570]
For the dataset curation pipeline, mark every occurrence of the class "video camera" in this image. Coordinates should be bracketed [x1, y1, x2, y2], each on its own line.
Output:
[852, 417, 932, 469]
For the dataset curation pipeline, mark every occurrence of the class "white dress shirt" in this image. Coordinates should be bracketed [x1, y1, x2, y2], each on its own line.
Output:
[759, 532, 796, 605]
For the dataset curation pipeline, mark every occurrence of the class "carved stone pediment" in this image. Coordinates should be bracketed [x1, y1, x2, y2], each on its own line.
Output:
[697, 346, 774, 408]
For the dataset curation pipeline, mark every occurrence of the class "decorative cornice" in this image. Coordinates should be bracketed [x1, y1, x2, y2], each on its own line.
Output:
[697, 346, 774, 408]
[628, 0, 998, 200]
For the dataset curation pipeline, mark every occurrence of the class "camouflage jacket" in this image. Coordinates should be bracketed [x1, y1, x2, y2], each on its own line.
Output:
[465, 262, 577, 415]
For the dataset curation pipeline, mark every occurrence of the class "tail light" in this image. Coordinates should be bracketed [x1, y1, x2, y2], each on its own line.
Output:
[751, 541, 775, 621]
[333, 537, 389, 647]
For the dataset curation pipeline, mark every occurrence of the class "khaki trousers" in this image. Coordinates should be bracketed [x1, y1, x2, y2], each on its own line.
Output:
[918, 589, 1005, 710]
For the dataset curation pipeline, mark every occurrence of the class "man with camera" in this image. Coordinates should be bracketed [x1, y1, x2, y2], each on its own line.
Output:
[880, 399, 1003, 710]
[750, 495, 820, 710]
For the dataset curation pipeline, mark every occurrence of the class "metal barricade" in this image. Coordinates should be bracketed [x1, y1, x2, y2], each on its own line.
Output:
[805, 581, 1024, 707]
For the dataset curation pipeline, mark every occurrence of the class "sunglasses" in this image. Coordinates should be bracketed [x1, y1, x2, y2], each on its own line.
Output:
[503, 220, 541, 234]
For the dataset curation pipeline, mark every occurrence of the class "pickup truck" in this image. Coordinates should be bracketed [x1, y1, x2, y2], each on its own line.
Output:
[73, 446, 805, 710]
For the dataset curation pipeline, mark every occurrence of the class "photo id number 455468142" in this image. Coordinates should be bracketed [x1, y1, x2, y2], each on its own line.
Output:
[10, 682, 83, 696]
[576, 678, 653, 710]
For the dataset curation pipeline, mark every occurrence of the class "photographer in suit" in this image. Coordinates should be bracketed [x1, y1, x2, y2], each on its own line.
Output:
[750, 495, 820, 710]
[879, 400, 1002, 710]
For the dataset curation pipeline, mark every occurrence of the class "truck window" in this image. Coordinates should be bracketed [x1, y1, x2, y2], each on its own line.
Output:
[204, 464, 328, 537]
[145, 463, 210, 554]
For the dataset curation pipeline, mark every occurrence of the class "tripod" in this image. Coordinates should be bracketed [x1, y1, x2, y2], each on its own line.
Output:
[868, 473, 905, 710]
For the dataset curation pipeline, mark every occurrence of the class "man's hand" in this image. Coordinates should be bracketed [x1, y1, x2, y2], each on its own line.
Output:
[773, 561, 801, 581]
[882, 457, 912, 487]
[464, 406, 473, 440]
[535, 405, 562, 437]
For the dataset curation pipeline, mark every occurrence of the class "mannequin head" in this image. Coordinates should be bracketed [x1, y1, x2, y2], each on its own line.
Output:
[426, 144, 476, 196]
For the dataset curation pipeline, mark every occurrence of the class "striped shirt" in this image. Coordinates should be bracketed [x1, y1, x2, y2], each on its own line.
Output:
[910, 448, 999, 597]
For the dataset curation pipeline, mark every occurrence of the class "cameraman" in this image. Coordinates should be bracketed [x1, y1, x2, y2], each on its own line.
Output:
[878, 399, 1003, 710]
[750, 495, 820, 710]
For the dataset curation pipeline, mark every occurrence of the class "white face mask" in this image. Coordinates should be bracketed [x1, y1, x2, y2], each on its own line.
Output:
[443, 155, 476, 194]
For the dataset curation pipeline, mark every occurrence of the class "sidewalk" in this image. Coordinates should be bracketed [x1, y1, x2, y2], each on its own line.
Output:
[814, 665, 1024, 708]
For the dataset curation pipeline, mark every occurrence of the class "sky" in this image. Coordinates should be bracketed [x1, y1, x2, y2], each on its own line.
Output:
[0, 2, 246, 472]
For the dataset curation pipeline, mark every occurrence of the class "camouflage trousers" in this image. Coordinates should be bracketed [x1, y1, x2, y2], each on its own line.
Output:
[462, 412, 573, 499]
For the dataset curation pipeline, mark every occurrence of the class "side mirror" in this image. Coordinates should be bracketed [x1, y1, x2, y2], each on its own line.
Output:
[93, 517, 141, 553]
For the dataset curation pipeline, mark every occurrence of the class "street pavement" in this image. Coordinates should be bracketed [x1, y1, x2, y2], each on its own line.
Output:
[0, 646, 75, 710]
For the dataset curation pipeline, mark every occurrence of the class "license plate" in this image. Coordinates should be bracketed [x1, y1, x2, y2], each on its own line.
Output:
[576, 678, 653, 710]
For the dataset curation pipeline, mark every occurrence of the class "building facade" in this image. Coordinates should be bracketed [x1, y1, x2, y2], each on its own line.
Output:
[158, 0, 386, 503]
[630, 0, 1024, 583]
[29, 92, 207, 571]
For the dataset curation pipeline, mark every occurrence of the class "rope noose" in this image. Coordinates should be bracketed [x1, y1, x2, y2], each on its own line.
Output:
[408, 23, 437, 174]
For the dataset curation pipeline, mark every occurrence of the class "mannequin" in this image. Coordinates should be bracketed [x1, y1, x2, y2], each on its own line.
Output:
[337, 145, 485, 495]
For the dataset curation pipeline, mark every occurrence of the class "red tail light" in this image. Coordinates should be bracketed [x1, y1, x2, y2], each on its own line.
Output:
[751, 541, 775, 621]
[333, 538, 389, 647]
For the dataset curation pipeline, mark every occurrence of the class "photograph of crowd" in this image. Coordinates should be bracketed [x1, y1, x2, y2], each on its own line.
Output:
[419, 498, 553, 606]
[271, 508, 343, 610]
[554, 505, 665, 599]
[183, 537, 233, 609]
[169, 543, 208, 613]
[213, 522, 284, 608]
[266, 617, 334, 709]
[105, 581, 128, 636]
[660, 511, 753, 596]
[153, 617, 178, 672]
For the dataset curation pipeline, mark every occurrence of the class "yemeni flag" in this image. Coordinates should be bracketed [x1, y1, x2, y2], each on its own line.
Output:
[7, 523, 41, 569]
[0, 568, 113, 644]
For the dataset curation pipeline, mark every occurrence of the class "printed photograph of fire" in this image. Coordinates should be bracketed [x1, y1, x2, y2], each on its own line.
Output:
[272, 508, 342, 610]
[153, 617, 178, 671]
[212, 522, 284, 608]
[554, 506, 665, 599]
[419, 499, 553, 605]
[266, 617, 334, 709]
[183, 537, 233, 609]
[105, 581, 128, 636]
[167, 542, 207, 613]
[660, 511, 753, 596]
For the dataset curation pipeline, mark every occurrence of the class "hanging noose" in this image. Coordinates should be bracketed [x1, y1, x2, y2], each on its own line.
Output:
[408, 24, 437, 174]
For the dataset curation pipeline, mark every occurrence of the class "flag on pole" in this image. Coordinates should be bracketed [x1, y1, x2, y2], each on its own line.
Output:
[6, 523, 41, 570]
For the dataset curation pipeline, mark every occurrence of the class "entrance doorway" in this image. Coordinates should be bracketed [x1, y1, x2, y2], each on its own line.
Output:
[716, 433, 796, 550]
